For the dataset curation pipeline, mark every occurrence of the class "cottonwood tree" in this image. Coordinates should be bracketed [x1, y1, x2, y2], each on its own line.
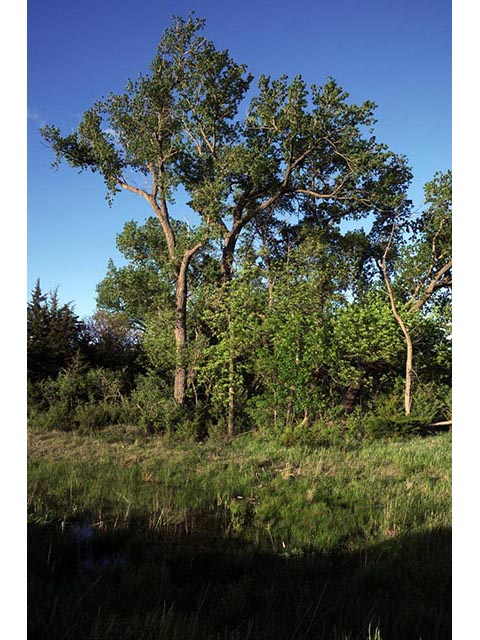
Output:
[41, 16, 251, 404]
[42, 15, 412, 405]
[210, 75, 412, 428]
[376, 170, 452, 415]
[223, 71, 416, 428]
[96, 218, 180, 330]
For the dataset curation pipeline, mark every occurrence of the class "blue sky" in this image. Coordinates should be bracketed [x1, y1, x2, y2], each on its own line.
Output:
[28, 0, 452, 318]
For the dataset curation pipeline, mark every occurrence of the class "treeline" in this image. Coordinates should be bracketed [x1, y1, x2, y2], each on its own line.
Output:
[27, 163, 451, 442]
[29, 16, 451, 443]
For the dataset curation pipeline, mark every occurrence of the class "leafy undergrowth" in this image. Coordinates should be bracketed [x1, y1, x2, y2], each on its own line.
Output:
[28, 426, 451, 639]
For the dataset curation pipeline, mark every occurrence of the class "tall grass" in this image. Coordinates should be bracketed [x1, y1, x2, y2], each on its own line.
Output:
[28, 427, 451, 639]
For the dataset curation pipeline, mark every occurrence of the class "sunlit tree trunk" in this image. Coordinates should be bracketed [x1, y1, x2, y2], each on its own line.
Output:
[173, 243, 204, 405]
[379, 256, 414, 415]
[227, 350, 235, 438]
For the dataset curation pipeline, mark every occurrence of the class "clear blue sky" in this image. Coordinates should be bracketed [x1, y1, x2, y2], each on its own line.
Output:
[28, 0, 451, 318]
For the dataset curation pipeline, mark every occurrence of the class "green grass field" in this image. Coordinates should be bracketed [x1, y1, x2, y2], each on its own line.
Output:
[28, 426, 451, 639]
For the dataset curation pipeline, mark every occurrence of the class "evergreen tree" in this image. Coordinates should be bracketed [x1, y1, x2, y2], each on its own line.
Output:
[27, 280, 85, 381]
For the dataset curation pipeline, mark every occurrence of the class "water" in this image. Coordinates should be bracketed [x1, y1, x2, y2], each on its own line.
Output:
[74, 522, 128, 575]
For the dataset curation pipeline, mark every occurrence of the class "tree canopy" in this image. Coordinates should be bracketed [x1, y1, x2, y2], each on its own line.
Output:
[38, 15, 451, 433]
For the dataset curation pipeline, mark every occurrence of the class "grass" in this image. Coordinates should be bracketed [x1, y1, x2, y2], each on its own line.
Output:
[28, 425, 451, 639]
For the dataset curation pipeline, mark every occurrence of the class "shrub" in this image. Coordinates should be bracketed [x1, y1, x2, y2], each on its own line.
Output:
[31, 400, 75, 431]
[28, 359, 128, 431]
[410, 381, 451, 423]
[360, 379, 452, 439]
[245, 394, 278, 432]
[75, 401, 123, 431]
[129, 374, 186, 434]
[31, 400, 123, 432]
[172, 416, 205, 442]
[363, 413, 425, 439]
[280, 418, 349, 448]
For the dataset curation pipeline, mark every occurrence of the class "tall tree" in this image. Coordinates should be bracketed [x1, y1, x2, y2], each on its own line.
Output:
[41, 16, 251, 404]
[96, 216, 217, 387]
[375, 170, 452, 415]
[41, 15, 412, 404]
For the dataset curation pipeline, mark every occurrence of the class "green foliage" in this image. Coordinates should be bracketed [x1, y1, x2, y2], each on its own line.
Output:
[29, 358, 129, 431]
[32, 398, 123, 433]
[371, 170, 451, 416]
[247, 238, 406, 429]
[280, 418, 347, 449]
[128, 374, 186, 434]
[37, 13, 450, 430]
[359, 380, 450, 439]
[407, 169, 452, 305]
[83, 309, 144, 376]
[74, 401, 123, 432]
[327, 289, 405, 398]
[27, 280, 86, 381]
[32, 399, 74, 432]
[197, 271, 263, 431]
[410, 381, 452, 423]
[408, 310, 452, 386]
[250, 262, 330, 429]
[141, 311, 176, 376]
[363, 413, 425, 439]
[96, 258, 170, 327]
[95, 217, 182, 331]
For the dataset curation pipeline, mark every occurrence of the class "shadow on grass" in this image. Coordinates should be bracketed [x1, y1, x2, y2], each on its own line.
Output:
[28, 517, 451, 640]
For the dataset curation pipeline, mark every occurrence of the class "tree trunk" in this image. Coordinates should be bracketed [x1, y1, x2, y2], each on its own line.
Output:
[173, 243, 204, 405]
[221, 228, 239, 284]
[380, 257, 414, 416]
[342, 382, 362, 413]
[173, 270, 188, 405]
[227, 352, 235, 439]
[404, 330, 414, 416]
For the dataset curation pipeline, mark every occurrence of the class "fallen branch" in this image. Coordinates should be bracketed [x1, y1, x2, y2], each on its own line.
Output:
[427, 420, 452, 431]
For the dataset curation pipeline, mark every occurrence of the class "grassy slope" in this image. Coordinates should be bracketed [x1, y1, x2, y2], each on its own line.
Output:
[28, 426, 451, 639]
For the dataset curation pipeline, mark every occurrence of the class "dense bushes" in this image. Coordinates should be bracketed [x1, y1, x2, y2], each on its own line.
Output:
[28, 359, 130, 432]
[28, 259, 451, 441]
[28, 362, 451, 443]
[128, 374, 187, 434]
[45, 344, 448, 446]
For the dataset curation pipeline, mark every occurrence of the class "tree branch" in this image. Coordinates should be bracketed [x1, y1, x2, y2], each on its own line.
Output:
[408, 258, 452, 312]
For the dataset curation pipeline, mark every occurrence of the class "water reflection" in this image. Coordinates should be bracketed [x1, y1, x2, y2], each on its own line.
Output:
[74, 522, 127, 575]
